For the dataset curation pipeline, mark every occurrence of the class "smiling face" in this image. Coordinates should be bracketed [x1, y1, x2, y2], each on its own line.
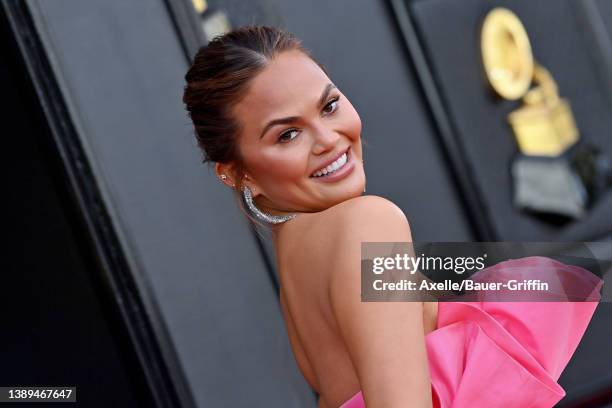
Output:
[218, 50, 365, 214]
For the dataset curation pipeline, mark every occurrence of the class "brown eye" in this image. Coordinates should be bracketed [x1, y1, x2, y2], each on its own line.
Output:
[323, 97, 340, 115]
[278, 129, 300, 143]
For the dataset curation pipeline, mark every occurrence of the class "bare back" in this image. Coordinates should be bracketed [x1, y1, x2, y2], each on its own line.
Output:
[273, 195, 438, 408]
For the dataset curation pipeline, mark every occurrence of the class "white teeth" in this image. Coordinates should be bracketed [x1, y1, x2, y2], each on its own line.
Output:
[312, 152, 348, 177]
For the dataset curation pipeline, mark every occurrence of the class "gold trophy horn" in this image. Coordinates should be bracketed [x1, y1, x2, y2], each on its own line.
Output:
[481, 8, 534, 100]
[481, 7, 579, 157]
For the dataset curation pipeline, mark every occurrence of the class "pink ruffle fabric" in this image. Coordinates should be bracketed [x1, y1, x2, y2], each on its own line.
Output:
[339, 256, 603, 408]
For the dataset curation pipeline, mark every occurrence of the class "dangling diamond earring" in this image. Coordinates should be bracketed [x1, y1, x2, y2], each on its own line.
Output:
[241, 185, 296, 225]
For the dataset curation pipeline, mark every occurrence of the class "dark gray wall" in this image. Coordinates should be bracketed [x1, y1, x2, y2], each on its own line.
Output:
[3, 12, 154, 405]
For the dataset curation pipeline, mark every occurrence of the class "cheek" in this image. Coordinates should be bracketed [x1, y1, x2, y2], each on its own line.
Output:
[249, 150, 306, 182]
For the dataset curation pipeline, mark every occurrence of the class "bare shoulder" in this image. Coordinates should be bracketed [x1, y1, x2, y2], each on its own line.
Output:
[320, 195, 412, 243]
[292, 195, 410, 238]
[282, 195, 412, 282]
[331, 194, 409, 225]
[318, 195, 413, 272]
[279, 195, 412, 283]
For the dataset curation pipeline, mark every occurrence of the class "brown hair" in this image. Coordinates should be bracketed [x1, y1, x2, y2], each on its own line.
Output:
[182, 25, 326, 227]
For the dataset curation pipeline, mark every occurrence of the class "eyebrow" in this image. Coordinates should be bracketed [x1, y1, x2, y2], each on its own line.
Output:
[259, 82, 337, 139]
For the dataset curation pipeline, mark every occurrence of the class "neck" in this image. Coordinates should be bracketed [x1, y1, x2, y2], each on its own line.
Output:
[254, 195, 296, 218]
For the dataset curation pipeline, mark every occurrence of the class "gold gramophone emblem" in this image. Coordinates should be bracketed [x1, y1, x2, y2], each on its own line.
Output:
[481, 8, 579, 157]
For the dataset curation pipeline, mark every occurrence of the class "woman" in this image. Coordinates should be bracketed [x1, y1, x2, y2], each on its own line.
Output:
[182, 26, 601, 408]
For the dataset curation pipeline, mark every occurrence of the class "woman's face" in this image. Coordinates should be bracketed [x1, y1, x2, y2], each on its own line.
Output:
[227, 49, 365, 213]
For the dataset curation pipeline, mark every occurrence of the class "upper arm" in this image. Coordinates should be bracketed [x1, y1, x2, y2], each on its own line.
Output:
[327, 196, 432, 407]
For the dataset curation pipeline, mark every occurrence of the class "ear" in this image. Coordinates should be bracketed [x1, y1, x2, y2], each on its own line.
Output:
[215, 162, 237, 189]
[240, 173, 265, 197]
[215, 162, 264, 196]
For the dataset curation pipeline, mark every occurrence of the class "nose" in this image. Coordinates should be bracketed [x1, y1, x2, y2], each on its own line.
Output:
[311, 124, 340, 155]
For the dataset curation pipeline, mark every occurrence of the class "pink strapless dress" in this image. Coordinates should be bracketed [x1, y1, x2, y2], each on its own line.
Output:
[339, 256, 603, 408]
